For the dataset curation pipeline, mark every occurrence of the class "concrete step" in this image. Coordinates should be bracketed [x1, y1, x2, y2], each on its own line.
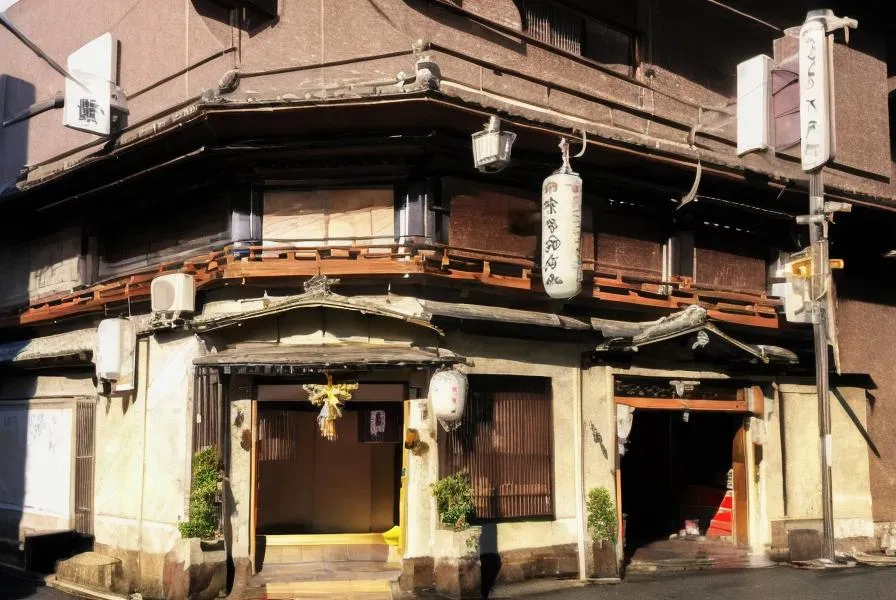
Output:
[55, 552, 124, 594]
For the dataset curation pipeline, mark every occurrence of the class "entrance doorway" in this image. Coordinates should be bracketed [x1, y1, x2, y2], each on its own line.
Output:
[255, 404, 402, 535]
[620, 410, 745, 550]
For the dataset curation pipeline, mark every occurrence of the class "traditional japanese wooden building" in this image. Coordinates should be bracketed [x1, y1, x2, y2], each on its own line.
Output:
[1, 1, 895, 598]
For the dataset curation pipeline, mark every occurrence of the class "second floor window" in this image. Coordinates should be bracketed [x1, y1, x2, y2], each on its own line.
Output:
[262, 187, 395, 247]
[521, 1, 635, 74]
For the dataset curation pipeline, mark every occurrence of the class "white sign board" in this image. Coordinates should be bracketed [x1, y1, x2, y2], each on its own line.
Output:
[736, 55, 772, 156]
[63, 33, 119, 136]
[799, 19, 833, 171]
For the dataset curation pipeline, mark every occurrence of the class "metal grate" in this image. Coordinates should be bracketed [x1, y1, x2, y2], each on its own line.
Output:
[193, 367, 223, 458]
[74, 397, 96, 536]
[440, 376, 553, 520]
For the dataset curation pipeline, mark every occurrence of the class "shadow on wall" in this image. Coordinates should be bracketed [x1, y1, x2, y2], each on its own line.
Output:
[0, 364, 36, 600]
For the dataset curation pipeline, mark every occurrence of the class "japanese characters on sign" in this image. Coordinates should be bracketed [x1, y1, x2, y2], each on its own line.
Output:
[799, 18, 833, 172]
[541, 172, 583, 299]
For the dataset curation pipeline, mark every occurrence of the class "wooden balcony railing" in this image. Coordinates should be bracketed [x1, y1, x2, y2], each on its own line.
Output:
[1, 241, 782, 329]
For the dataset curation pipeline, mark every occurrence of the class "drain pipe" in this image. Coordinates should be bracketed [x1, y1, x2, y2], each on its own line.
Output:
[573, 354, 587, 581]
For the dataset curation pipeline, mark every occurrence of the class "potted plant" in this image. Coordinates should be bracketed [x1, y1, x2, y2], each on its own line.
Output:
[431, 472, 481, 598]
[586, 486, 618, 578]
[179, 447, 221, 544]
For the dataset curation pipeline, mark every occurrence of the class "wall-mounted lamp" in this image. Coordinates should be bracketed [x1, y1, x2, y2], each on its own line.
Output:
[472, 116, 516, 173]
[404, 428, 428, 455]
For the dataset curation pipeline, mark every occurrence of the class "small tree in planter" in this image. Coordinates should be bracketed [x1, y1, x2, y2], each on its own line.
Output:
[179, 447, 220, 540]
[586, 486, 618, 578]
[432, 471, 475, 531]
[431, 472, 481, 598]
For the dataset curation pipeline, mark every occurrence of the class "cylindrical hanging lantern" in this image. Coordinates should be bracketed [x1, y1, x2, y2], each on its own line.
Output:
[541, 163, 583, 299]
[429, 369, 468, 431]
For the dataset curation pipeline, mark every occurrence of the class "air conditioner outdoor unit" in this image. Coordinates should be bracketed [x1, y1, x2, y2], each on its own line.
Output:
[151, 273, 195, 319]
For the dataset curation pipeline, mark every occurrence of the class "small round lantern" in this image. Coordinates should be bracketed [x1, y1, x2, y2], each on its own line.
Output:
[429, 369, 468, 431]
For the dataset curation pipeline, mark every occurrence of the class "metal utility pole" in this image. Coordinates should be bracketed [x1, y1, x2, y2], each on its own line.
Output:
[797, 9, 857, 562]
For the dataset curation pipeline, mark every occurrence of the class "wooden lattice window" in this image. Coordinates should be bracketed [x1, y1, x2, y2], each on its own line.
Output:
[521, 1, 635, 74]
[440, 376, 553, 520]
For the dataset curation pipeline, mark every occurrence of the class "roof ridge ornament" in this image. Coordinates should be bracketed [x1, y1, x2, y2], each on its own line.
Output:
[303, 274, 339, 297]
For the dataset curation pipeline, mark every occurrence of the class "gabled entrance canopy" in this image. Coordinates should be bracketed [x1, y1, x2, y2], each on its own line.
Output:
[593, 305, 798, 365]
[194, 344, 465, 375]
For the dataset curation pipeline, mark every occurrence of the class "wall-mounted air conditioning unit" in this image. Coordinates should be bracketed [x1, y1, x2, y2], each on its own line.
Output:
[95, 318, 136, 391]
[150, 273, 195, 325]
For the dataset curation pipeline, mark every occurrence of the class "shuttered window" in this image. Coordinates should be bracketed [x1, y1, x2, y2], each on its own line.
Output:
[262, 188, 395, 246]
[439, 376, 553, 520]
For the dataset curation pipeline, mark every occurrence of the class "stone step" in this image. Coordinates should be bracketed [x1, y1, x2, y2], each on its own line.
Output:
[55, 552, 124, 594]
[264, 577, 394, 599]
[260, 542, 392, 564]
[253, 561, 401, 584]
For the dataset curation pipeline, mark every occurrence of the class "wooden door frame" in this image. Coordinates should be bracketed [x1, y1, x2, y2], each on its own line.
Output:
[249, 381, 409, 567]
[614, 386, 761, 549]
[250, 397, 258, 572]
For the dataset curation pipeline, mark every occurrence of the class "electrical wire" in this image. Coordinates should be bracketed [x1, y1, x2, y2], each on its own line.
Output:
[701, 0, 783, 33]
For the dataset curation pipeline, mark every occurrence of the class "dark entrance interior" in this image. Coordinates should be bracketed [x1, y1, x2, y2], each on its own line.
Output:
[256, 402, 403, 535]
[620, 409, 743, 551]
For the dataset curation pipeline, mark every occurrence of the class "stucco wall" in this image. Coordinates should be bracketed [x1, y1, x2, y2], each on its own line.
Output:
[778, 384, 874, 539]
[93, 332, 201, 594]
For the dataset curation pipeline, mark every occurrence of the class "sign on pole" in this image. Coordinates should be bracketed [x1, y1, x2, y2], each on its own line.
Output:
[798, 17, 833, 172]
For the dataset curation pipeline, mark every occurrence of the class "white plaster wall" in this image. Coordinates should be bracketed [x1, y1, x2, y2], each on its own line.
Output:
[94, 333, 202, 558]
[779, 384, 874, 538]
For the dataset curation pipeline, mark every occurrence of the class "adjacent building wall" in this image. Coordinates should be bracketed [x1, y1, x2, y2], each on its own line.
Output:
[3, 0, 891, 200]
[774, 384, 874, 545]
[837, 287, 896, 524]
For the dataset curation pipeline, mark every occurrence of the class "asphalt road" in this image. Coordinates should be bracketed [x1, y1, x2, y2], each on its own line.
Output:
[517, 566, 896, 600]
[0, 574, 75, 600]
[3, 566, 896, 599]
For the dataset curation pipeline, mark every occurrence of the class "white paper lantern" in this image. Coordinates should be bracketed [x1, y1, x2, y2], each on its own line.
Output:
[429, 369, 468, 431]
[541, 171, 583, 299]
